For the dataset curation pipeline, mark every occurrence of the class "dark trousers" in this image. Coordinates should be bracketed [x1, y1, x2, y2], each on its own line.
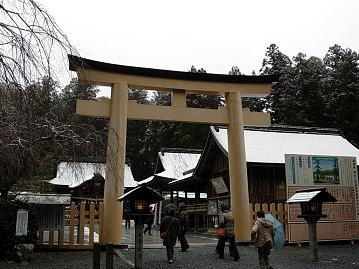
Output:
[125, 218, 130, 229]
[258, 244, 271, 269]
[217, 236, 239, 259]
[144, 223, 152, 235]
[179, 231, 189, 250]
[166, 246, 174, 261]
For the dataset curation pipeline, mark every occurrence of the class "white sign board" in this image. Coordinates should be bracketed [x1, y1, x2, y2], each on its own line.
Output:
[211, 177, 228, 194]
[16, 209, 29, 236]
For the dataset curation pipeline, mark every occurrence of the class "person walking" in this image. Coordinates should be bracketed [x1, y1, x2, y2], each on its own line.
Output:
[144, 206, 154, 235]
[160, 208, 181, 264]
[216, 203, 239, 261]
[124, 202, 131, 229]
[178, 203, 189, 251]
[251, 210, 274, 269]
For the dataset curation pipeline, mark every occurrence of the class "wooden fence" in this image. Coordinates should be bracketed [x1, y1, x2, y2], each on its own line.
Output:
[37, 201, 288, 249]
[38, 202, 104, 249]
[249, 203, 289, 240]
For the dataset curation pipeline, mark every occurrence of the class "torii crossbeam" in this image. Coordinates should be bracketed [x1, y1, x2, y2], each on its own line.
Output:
[68, 55, 279, 243]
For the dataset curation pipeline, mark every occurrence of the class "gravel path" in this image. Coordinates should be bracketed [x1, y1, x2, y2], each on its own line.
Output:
[1, 243, 359, 269]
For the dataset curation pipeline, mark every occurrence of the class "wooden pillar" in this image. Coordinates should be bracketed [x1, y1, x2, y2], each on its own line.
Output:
[135, 217, 144, 269]
[103, 82, 128, 244]
[225, 92, 251, 242]
[308, 221, 318, 262]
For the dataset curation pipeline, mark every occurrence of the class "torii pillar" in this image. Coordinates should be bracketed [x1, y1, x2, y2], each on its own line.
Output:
[226, 92, 250, 241]
[102, 82, 128, 244]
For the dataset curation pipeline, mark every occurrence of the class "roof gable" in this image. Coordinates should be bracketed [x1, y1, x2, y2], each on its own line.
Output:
[50, 162, 138, 188]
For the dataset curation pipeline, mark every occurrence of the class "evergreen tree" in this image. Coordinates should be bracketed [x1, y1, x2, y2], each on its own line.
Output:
[260, 44, 293, 124]
[323, 45, 359, 147]
[286, 53, 329, 126]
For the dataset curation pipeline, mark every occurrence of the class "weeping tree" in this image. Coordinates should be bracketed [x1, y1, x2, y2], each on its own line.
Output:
[0, 0, 75, 86]
[0, 1, 106, 197]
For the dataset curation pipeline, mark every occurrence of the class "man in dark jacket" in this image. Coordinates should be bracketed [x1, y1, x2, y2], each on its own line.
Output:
[160, 208, 181, 264]
[178, 203, 189, 251]
[143, 206, 154, 235]
[216, 203, 239, 261]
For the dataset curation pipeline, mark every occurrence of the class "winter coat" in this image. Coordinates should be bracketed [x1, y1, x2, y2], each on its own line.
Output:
[251, 218, 274, 248]
[160, 215, 181, 246]
[145, 210, 154, 225]
[219, 210, 235, 237]
[179, 210, 189, 233]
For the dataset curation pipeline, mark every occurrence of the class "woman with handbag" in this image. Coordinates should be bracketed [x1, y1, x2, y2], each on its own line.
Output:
[160, 208, 181, 264]
[216, 203, 240, 261]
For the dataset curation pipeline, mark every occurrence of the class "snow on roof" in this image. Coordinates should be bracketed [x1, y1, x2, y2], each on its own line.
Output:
[137, 151, 201, 186]
[16, 193, 71, 205]
[50, 162, 138, 188]
[137, 176, 154, 185]
[286, 191, 321, 203]
[211, 126, 359, 163]
[158, 151, 201, 180]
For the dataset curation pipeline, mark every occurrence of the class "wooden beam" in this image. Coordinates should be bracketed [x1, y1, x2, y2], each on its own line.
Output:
[128, 101, 228, 124]
[77, 69, 272, 97]
[76, 100, 271, 126]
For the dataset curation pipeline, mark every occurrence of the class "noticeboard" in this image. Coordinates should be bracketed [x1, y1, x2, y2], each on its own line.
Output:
[285, 154, 359, 242]
[207, 199, 217, 215]
[16, 209, 29, 236]
[211, 177, 228, 194]
[207, 196, 230, 215]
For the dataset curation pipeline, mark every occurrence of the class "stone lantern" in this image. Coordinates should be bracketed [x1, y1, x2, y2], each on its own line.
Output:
[118, 186, 163, 269]
[287, 187, 337, 262]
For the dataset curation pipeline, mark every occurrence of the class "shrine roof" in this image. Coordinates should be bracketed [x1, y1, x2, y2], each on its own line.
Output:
[137, 149, 201, 186]
[49, 162, 138, 188]
[211, 126, 359, 164]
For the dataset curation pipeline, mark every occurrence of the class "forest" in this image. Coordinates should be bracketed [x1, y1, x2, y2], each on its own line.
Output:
[2, 42, 359, 195]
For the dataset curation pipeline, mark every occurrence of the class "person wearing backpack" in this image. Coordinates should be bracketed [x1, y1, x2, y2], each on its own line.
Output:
[251, 210, 274, 269]
[160, 208, 181, 264]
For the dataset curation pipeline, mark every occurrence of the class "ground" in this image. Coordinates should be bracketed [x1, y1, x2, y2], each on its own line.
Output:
[1, 243, 359, 268]
[1, 227, 359, 268]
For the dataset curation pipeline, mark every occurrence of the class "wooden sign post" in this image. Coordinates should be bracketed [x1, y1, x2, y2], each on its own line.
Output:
[287, 188, 337, 262]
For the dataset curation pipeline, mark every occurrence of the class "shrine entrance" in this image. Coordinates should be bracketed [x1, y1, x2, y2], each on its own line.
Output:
[68, 54, 278, 244]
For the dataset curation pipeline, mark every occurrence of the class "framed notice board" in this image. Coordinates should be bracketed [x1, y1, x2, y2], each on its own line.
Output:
[285, 154, 359, 242]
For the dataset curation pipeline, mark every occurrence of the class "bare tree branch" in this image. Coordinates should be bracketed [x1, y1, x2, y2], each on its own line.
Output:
[0, 0, 77, 87]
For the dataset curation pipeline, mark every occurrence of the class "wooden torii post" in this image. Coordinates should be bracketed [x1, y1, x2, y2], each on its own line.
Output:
[68, 55, 279, 244]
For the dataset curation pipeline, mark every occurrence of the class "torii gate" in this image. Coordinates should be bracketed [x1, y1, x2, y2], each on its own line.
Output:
[68, 55, 279, 243]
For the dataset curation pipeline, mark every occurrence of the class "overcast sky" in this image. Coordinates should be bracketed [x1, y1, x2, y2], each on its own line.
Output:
[38, 0, 359, 94]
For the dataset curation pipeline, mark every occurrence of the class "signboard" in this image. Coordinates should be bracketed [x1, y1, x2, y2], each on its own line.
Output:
[16, 209, 29, 236]
[38, 205, 65, 231]
[285, 154, 359, 242]
[207, 196, 230, 215]
[207, 199, 217, 215]
[211, 177, 228, 194]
